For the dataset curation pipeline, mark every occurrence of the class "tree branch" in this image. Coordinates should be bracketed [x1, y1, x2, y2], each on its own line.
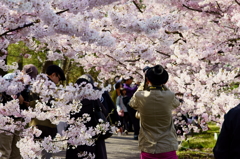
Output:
[235, 74, 240, 78]
[0, 9, 69, 37]
[182, 4, 202, 12]
[165, 30, 184, 38]
[124, 58, 140, 62]
[182, 4, 222, 16]
[228, 38, 240, 42]
[165, 30, 187, 43]
[105, 54, 143, 77]
[0, 128, 20, 136]
[56, 9, 69, 15]
[133, 1, 143, 13]
[216, 1, 223, 12]
[155, 50, 170, 57]
[173, 38, 187, 44]
[0, 20, 40, 37]
[235, 0, 240, 5]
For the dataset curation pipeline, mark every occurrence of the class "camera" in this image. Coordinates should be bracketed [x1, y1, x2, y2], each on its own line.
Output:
[143, 66, 151, 73]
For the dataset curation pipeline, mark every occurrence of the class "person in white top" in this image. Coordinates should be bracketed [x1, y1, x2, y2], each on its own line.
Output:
[116, 88, 129, 135]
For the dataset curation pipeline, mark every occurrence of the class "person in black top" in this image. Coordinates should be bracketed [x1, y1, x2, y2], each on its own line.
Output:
[29, 64, 66, 159]
[20, 64, 39, 110]
[79, 74, 121, 128]
[66, 78, 108, 159]
[213, 103, 240, 159]
[0, 64, 38, 159]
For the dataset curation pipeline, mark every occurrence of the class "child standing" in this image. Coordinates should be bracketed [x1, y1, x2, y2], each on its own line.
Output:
[116, 88, 129, 135]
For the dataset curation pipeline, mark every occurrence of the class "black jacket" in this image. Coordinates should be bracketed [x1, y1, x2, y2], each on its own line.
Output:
[213, 104, 240, 159]
[101, 91, 121, 127]
[66, 99, 107, 159]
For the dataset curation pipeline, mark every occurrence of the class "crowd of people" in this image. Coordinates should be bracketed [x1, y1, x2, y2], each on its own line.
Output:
[0, 64, 39, 159]
[0, 64, 127, 159]
[0, 64, 66, 159]
[110, 76, 140, 140]
[0, 63, 239, 159]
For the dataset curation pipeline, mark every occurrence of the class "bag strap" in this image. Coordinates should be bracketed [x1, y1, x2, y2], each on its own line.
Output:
[148, 86, 164, 91]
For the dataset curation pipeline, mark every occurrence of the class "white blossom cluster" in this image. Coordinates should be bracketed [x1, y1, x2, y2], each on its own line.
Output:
[0, 73, 114, 158]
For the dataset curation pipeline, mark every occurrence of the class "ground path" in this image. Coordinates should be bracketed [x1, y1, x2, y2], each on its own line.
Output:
[105, 132, 140, 159]
[53, 132, 140, 159]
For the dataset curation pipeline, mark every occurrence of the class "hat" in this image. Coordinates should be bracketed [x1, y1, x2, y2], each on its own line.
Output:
[75, 78, 91, 86]
[79, 74, 94, 85]
[22, 64, 38, 79]
[46, 65, 66, 81]
[123, 76, 133, 81]
[146, 65, 169, 85]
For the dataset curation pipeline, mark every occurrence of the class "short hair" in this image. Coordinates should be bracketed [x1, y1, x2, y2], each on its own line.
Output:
[114, 82, 122, 89]
[120, 88, 126, 95]
[22, 64, 38, 79]
[46, 65, 66, 81]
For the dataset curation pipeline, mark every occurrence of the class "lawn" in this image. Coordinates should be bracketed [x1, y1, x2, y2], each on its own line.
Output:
[177, 123, 219, 159]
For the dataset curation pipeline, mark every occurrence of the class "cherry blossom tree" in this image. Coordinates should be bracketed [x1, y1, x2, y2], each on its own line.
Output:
[0, 0, 240, 157]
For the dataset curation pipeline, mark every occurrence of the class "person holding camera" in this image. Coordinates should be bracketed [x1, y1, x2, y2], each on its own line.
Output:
[129, 65, 181, 159]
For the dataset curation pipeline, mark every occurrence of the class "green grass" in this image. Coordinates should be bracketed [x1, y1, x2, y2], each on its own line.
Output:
[177, 123, 220, 159]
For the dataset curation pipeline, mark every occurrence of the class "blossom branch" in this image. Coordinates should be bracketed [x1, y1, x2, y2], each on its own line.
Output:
[155, 50, 170, 57]
[0, 128, 20, 136]
[235, 74, 240, 78]
[182, 4, 202, 12]
[182, 4, 222, 16]
[133, 1, 144, 13]
[56, 9, 70, 15]
[165, 30, 184, 38]
[0, 19, 40, 37]
[228, 38, 240, 42]
[105, 54, 143, 77]
[165, 30, 186, 43]
[124, 58, 140, 62]
[235, 0, 240, 5]
[0, 9, 69, 37]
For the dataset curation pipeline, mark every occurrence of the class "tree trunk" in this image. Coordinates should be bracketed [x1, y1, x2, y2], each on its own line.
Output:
[62, 57, 70, 85]
[41, 61, 53, 73]
[18, 56, 23, 71]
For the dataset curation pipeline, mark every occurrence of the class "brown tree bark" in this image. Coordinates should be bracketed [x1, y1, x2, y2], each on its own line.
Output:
[41, 61, 53, 73]
[62, 57, 71, 85]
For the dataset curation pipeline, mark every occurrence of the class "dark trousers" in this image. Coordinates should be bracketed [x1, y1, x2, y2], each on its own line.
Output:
[34, 125, 57, 159]
[120, 112, 130, 132]
[127, 105, 140, 136]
